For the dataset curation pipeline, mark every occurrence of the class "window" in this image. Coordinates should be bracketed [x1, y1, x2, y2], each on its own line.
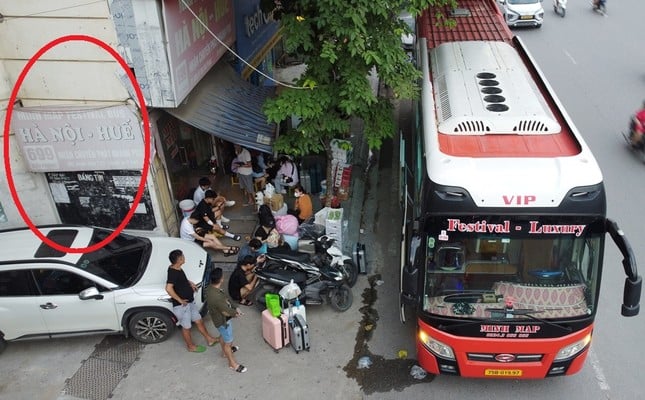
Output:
[32, 269, 97, 295]
[0, 269, 35, 296]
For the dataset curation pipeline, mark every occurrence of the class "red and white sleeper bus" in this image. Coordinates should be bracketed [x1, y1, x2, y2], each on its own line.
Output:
[399, 0, 641, 379]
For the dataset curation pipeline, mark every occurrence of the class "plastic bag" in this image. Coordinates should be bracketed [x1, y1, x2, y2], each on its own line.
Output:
[298, 220, 326, 240]
[276, 214, 299, 236]
[357, 356, 372, 369]
[264, 183, 275, 198]
[279, 279, 301, 300]
[410, 365, 427, 380]
[265, 293, 281, 317]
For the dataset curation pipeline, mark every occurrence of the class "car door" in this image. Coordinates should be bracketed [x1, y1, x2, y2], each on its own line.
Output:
[0, 268, 48, 340]
[31, 268, 121, 335]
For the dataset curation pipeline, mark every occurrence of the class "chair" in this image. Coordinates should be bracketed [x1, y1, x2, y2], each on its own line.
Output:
[230, 174, 239, 187]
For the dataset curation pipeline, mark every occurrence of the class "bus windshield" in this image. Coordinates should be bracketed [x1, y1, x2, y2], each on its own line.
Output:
[420, 215, 604, 320]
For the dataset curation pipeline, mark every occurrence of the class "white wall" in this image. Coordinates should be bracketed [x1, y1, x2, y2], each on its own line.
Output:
[0, 0, 130, 229]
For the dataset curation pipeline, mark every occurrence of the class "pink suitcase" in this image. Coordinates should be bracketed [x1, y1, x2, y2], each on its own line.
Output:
[261, 309, 290, 352]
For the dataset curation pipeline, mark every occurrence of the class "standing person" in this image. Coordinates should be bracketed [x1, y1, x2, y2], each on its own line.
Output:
[206, 267, 247, 373]
[274, 156, 299, 195]
[228, 255, 259, 306]
[233, 144, 256, 206]
[165, 249, 219, 353]
[251, 151, 268, 190]
[288, 183, 313, 223]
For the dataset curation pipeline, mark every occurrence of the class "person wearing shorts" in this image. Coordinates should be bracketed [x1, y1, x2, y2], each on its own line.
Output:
[165, 249, 219, 353]
[206, 267, 247, 373]
[234, 144, 256, 206]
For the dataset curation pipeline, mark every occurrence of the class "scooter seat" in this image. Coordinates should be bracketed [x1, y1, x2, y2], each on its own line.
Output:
[263, 269, 307, 288]
[268, 247, 312, 263]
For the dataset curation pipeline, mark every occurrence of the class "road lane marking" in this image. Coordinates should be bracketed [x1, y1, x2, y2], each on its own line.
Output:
[563, 49, 577, 65]
[589, 348, 611, 392]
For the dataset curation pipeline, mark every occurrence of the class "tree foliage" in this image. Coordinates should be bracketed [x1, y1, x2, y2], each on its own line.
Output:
[262, 0, 456, 156]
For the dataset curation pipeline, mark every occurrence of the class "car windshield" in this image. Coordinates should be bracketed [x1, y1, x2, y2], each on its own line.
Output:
[508, 0, 539, 4]
[419, 216, 604, 320]
[75, 229, 151, 287]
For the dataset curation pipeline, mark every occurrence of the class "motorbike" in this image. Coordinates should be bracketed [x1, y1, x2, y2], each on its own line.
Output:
[252, 256, 353, 312]
[622, 114, 645, 162]
[292, 235, 358, 287]
[592, 0, 606, 14]
[553, 0, 567, 17]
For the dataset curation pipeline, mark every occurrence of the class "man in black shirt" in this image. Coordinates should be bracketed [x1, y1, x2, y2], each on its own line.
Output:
[165, 249, 218, 352]
[191, 190, 241, 241]
[228, 255, 259, 306]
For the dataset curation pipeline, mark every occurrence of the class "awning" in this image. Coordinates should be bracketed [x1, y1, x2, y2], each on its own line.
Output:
[165, 64, 276, 153]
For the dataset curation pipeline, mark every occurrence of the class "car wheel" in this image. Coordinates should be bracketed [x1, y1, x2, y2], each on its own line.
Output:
[0, 337, 7, 354]
[128, 311, 174, 344]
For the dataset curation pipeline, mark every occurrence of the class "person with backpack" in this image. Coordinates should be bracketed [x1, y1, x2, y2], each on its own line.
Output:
[251, 151, 268, 190]
[273, 156, 299, 195]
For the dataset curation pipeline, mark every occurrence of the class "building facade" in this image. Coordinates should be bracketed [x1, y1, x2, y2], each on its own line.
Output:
[0, 0, 278, 236]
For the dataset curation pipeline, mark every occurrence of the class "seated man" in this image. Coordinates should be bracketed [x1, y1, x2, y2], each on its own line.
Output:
[191, 190, 242, 242]
[193, 176, 235, 223]
[180, 216, 239, 256]
[237, 238, 266, 263]
[228, 255, 259, 306]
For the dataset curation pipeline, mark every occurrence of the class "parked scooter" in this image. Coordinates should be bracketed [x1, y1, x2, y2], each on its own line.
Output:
[289, 235, 358, 287]
[622, 109, 645, 162]
[553, 0, 567, 17]
[592, 0, 606, 15]
[253, 257, 353, 312]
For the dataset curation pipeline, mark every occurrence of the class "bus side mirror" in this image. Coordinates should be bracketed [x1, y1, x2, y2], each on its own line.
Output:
[622, 275, 642, 316]
[401, 263, 418, 306]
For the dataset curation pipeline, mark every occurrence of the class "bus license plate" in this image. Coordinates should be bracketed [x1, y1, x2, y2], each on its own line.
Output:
[484, 369, 523, 377]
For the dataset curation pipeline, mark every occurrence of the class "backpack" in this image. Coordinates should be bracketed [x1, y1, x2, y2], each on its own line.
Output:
[251, 156, 263, 174]
[258, 204, 275, 228]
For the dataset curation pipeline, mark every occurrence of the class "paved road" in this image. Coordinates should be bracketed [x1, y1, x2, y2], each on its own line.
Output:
[2, 2, 644, 399]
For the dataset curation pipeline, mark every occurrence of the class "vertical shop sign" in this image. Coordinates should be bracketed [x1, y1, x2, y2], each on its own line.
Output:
[162, 0, 235, 102]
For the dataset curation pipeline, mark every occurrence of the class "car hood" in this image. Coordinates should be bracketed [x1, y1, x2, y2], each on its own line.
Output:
[506, 2, 543, 14]
[136, 237, 209, 288]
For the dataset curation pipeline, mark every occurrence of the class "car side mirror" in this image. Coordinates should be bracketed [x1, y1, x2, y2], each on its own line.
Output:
[79, 287, 104, 300]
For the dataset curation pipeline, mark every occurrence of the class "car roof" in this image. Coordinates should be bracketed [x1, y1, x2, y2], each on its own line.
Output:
[0, 226, 94, 265]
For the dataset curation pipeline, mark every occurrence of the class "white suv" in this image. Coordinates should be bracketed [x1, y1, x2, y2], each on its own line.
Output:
[0, 225, 210, 353]
[498, 0, 544, 28]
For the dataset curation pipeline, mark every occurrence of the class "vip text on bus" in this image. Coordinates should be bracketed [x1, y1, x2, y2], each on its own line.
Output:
[399, 0, 641, 379]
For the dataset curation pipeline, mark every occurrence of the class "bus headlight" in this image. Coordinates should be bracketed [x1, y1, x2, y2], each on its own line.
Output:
[419, 330, 455, 360]
[554, 334, 592, 361]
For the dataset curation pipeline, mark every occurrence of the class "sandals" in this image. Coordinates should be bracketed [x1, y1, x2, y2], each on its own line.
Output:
[239, 298, 253, 306]
[222, 246, 240, 257]
[231, 364, 247, 373]
[233, 234, 241, 241]
[231, 345, 239, 353]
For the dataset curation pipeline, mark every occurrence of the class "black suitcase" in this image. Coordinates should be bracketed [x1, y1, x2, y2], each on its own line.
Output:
[289, 314, 310, 353]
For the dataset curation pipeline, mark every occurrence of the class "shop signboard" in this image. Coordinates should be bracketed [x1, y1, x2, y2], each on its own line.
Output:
[10, 105, 145, 172]
[162, 0, 235, 103]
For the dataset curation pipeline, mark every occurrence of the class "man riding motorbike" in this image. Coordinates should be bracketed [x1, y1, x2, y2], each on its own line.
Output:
[629, 101, 645, 148]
